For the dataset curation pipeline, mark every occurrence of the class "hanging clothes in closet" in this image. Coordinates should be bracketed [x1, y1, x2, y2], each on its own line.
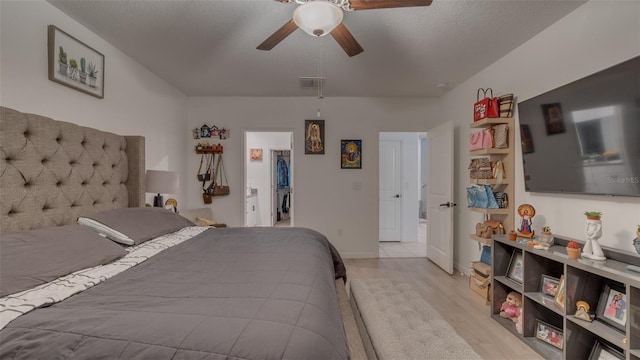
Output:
[277, 155, 289, 189]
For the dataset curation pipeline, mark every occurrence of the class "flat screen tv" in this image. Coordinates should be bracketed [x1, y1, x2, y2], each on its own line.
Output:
[517, 56, 640, 197]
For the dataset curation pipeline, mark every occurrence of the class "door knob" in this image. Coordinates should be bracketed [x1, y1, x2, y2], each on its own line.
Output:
[439, 202, 457, 207]
[394, 194, 401, 198]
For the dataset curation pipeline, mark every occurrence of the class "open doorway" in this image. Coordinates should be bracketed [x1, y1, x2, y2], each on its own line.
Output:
[244, 131, 293, 227]
[378, 132, 427, 258]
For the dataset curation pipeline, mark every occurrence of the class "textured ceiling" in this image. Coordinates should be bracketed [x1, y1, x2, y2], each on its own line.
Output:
[48, 0, 586, 97]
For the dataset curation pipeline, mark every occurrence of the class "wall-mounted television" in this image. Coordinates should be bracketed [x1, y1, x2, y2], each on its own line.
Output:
[517, 56, 640, 197]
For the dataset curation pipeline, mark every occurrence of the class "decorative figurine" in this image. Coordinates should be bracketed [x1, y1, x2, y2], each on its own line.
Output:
[537, 225, 554, 247]
[516, 204, 535, 238]
[574, 300, 592, 322]
[582, 212, 605, 261]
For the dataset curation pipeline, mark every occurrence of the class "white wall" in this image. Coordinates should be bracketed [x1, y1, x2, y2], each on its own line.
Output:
[187, 97, 440, 257]
[245, 131, 291, 226]
[441, 1, 640, 274]
[0, 1, 188, 205]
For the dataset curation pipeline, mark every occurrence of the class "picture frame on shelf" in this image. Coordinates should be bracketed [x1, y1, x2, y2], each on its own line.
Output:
[540, 275, 560, 298]
[47, 25, 105, 99]
[535, 319, 563, 350]
[506, 250, 523, 283]
[554, 275, 566, 309]
[595, 282, 627, 332]
[588, 340, 624, 360]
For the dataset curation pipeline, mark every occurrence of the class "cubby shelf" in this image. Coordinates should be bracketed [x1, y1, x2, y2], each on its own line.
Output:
[492, 234, 640, 360]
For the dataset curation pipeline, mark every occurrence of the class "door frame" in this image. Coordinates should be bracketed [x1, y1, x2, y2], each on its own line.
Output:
[270, 148, 293, 226]
[243, 130, 294, 227]
[378, 132, 424, 247]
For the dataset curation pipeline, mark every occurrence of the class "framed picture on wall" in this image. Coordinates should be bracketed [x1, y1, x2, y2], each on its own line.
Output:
[340, 140, 362, 169]
[305, 120, 325, 154]
[47, 25, 105, 99]
[250, 148, 263, 161]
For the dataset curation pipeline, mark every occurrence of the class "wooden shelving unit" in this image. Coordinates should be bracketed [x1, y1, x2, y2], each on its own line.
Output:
[468, 117, 515, 243]
[492, 235, 640, 360]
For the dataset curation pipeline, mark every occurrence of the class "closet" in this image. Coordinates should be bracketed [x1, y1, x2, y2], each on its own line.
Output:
[272, 150, 291, 225]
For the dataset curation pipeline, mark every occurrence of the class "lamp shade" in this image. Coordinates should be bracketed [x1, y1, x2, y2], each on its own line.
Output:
[145, 170, 179, 194]
[293, 1, 343, 37]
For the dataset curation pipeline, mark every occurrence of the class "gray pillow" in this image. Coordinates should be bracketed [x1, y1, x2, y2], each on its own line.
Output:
[78, 207, 194, 245]
[0, 225, 127, 297]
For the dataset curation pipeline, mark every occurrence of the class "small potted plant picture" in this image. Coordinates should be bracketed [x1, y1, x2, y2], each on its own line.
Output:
[79, 57, 87, 84]
[58, 46, 68, 76]
[566, 240, 581, 259]
[636, 224, 640, 238]
[584, 211, 602, 220]
[87, 61, 99, 88]
[68, 58, 79, 81]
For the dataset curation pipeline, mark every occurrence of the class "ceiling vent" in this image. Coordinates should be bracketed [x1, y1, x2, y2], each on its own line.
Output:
[299, 77, 325, 89]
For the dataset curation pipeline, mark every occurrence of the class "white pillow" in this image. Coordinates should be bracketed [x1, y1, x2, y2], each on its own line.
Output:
[77, 217, 134, 245]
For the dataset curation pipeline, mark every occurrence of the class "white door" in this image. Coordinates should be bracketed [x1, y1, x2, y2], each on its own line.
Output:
[427, 121, 455, 274]
[379, 139, 402, 242]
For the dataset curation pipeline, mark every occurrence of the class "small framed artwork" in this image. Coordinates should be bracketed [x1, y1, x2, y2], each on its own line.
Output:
[305, 120, 325, 154]
[341, 140, 362, 169]
[48, 25, 104, 99]
[541, 103, 566, 135]
[554, 275, 566, 309]
[250, 148, 263, 161]
[595, 282, 627, 332]
[541, 275, 560, 298]
[535, 320, 563, 350]
[588, 341, 624, 360]
[200, 124, 211, 138]
[506, 250, 524, 283]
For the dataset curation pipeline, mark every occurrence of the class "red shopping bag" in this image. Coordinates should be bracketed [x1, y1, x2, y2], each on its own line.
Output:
[474, 88, 499, 121]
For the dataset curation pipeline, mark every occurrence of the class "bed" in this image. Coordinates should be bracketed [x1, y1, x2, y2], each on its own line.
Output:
[0, 106, 352, 359]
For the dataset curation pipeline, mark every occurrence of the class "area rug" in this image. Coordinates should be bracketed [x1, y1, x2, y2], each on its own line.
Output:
[350, 278, 482, 360]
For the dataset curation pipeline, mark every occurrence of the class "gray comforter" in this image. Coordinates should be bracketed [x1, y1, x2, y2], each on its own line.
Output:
[0, 227, 349, 360]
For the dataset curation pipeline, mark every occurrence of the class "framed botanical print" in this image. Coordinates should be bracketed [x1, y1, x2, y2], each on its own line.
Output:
[305, 120, 325, 154]
[48, 25, 104, 99]
[340, 140, 362, 169]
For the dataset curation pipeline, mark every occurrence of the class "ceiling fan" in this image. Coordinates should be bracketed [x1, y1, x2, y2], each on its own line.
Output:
[257, 0, 433, 57]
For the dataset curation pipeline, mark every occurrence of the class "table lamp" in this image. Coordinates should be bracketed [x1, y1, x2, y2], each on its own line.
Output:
[145, 170, 179, 207]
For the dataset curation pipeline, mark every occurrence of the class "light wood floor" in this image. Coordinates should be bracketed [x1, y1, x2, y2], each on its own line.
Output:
[344, 258, 543, 360]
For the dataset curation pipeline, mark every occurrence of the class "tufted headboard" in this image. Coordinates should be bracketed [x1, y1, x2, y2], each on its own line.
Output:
[0, 106, 145, 232]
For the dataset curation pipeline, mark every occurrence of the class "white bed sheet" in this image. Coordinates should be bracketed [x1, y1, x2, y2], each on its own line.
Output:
[0, 226, 208, 329]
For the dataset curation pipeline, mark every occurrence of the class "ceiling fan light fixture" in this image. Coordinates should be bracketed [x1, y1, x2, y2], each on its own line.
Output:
[293, 1, 343, 37]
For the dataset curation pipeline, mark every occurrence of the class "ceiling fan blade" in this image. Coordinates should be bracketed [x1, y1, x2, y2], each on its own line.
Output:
[330, 23, 364, 57]
[349, 0, 432, 10]
[257, 20, 298, 51]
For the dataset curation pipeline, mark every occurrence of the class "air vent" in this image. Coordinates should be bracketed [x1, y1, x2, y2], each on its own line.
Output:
[299, 77, 325, 89]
